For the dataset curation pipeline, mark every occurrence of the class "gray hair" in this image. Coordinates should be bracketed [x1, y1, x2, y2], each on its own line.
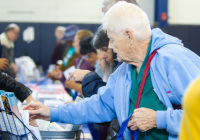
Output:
[5, 23, 20, 32]
[92, 25, 109, 49]
[102, 0, 138, 13]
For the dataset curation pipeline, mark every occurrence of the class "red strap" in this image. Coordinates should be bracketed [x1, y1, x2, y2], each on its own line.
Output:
[131, 49, 158, 140]
[135, 49, 158, 109]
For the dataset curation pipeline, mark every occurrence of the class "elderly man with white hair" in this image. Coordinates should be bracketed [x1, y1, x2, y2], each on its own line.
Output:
[24, 2, 200, 140]
[0, 23, 20, 77]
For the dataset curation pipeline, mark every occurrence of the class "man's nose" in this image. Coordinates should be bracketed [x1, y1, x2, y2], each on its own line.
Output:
[101, 53, 107, 59]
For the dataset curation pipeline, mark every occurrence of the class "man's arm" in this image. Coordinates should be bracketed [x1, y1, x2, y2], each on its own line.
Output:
[25, 74, 117, 125]
[66, 69, 106, 97]
[82, 72, 106, 97]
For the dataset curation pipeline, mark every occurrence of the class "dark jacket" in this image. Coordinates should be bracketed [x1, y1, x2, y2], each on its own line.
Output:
[50, 43, 64, 65]
[0, 72, 32, 102]
[0, 34, 15, 64]
[82, 60, 122, 97]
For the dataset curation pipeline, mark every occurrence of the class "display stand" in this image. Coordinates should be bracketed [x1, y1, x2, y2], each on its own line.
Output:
[0, 109, 38, 140]
[0, 109, 83, 140]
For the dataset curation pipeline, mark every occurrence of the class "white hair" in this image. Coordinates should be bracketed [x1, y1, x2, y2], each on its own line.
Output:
[55, 26, 66, 33]
[102, 1, 151, 41]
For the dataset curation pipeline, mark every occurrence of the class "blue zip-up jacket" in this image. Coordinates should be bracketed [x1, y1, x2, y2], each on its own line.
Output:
[50, 28, 200, 140]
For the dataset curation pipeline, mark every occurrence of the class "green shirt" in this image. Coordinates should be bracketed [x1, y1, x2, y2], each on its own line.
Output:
[128, 37, 169, 140]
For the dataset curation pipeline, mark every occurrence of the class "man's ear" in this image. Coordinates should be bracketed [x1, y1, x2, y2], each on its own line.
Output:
[125, 29, 134, 40]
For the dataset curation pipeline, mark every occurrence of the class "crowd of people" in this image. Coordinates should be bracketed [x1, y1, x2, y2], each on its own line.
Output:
[0, 0, 200, 140]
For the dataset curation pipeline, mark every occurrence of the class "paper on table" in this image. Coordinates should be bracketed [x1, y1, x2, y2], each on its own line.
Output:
[63, 66, 76, 79]
[20, 110, 42, 140]
[36, 119, 65, 131]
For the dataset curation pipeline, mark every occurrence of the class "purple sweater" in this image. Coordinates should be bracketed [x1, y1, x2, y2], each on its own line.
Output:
[60, 56, 95, 83]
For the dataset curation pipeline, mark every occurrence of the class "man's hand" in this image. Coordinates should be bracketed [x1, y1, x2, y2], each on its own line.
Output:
[0, 58, 9, 71]
[47, 66, 62, 80]
[9, 62, 18, 77]
[65, 80, 77, 89]
[127, 108, 157, 132]
[23, 102, 50, 121]
[67, 69, 91, 82]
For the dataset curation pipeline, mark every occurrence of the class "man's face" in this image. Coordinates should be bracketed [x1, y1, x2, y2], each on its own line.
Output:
[107, 30, 128, 62]
[107, 30, 136, 63]
[86, 52, 97, 67]
[7, 27, 20, 42]
[55, 30, 64, 41]
[99, 47, 113, 64]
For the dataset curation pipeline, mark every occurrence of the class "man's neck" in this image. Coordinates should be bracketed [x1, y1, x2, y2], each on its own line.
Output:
[130, 38, 151, 73]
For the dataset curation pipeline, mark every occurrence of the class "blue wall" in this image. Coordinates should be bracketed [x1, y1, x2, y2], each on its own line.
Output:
[1, 22, 200, 71]
[0, 22, 100, 71]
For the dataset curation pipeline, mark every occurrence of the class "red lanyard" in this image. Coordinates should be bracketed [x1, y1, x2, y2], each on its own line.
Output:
[116, 49, 158, 140]
[135, 49, 158, 109]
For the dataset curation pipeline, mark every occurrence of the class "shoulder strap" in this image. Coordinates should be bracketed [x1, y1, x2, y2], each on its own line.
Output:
[135, 49, 158, 108]
[117, 49, 158, 140]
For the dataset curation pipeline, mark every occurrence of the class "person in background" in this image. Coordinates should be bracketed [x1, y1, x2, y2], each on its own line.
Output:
[95, 50, 104, 78]
[73, 30, 94, 71]
[48, 29, 94, 82]
[0, 23, 19, 77]
[66, 35, 102, 140]
[24, 2, 200, 140]
[59, 25, 80, 71]
[0, 58, 9, 72]
[47, 25, 79, 79]
[65, 36, 97, 94]
[80, 36, 98, 68]
[179, 77, 200, 140]
[50, 26, 66, 65]
[73, 26, 121, 98]
[67, 26, 121, 140]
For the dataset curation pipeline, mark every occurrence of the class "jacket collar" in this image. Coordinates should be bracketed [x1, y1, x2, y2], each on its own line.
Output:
[0, 33, 14, 49]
